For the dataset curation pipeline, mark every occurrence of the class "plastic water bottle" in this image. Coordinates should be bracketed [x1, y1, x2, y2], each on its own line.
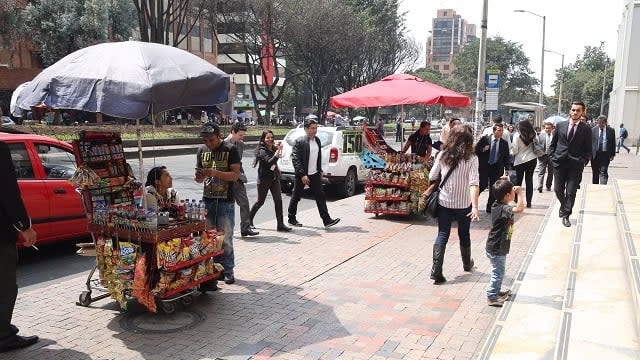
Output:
[198, 200, 206, 221]
[191, 199, 197, 220]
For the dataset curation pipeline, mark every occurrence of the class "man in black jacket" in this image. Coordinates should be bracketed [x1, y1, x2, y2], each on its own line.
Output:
[476, 124, 511, 212]
[549, 101, 592, 227]
[591, 115, 616, 184]
[0, 141, 38, 353]
[287, 119, 340, 228]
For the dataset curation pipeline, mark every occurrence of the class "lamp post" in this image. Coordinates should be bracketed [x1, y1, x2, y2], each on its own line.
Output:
[475, 0, 489, 138]
[515, 10, 546, 105]
[545, 49, 564, 115]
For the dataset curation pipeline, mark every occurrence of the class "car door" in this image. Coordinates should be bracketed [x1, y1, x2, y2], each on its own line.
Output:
[5, 140, 51, 241]
[33, 141, 87, 241]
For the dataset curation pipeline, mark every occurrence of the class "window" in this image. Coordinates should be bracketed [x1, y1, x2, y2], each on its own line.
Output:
[443, 64, 450, 70]
[35, 143, 76, 179]
[433, 65, 439, 70]
[8, 143, 34, 179]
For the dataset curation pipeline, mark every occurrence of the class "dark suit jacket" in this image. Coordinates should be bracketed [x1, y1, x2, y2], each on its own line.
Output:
[591, 126, 616, 159]
[0, 141, 31, 243]
[291, 136, 323, 177]
[549, 120, 592, 168]
[475, 135, 511, 172]
[538, 131, 554, 155]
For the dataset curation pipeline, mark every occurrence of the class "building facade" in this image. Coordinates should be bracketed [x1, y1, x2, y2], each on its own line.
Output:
[609, 0, 640, 141]
[426, 9, 477, 77]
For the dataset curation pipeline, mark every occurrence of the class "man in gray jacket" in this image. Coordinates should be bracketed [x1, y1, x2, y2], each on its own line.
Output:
[536, 121, 555, 192]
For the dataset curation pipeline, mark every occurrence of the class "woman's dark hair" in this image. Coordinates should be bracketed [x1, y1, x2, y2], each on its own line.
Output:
[145, 166, 167, 187]
[517, 120, 536, 146]
[441, 126, 474, 166]
[253, 130, 274, 167]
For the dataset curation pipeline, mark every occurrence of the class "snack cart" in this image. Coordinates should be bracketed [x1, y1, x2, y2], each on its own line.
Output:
[71, 131, 224, 314]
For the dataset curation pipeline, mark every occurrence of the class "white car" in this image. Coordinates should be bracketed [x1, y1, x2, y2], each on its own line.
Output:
[278, 126, 368, 197]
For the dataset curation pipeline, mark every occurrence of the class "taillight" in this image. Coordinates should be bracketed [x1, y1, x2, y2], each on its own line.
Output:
[329, 147, 339, 163]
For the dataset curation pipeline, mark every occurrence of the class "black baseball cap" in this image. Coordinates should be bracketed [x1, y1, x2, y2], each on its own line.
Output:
[200, 122, 220, 137]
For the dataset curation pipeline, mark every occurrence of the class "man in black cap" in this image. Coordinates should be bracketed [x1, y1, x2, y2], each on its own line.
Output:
[195, 123, 241, 288]
[0, 141, 39, 353]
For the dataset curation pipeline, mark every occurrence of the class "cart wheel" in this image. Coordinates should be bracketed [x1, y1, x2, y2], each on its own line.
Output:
[375, 213, 379, 218]
[160, 301, 176, 314]
[78, 291, 92, 307]
[181, 295, 194, 306]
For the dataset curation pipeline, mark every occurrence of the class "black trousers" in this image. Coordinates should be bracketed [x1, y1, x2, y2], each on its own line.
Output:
[591, 151, 611, 185]
[0, 240, 18, 340]
[484, 164, 504, 211]
[515, 158, 537, 205]
[554, 165, 584, 218]
[251, 177, 285, 225]
[288, 173, 331, 224]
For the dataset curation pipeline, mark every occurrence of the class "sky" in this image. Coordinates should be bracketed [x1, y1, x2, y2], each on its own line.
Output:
[398, 0, 624, 94]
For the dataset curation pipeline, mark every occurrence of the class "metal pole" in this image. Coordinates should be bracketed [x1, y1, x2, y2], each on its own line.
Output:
[600, 62, 608, 115]
[539, 16, 546, 105]
[558, 54, 564, 115]
[474, 0, 488, 138]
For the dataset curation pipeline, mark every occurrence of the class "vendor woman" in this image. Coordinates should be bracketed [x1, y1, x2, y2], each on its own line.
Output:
[144, 166, 179, 211]
[401, 120, 433, 159]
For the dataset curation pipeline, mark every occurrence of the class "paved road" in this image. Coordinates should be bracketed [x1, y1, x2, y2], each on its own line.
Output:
[17, 151, 361, 292]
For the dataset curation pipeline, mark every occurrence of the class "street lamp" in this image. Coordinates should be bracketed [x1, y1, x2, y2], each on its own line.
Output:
[514, 9, 546, 106]
[545, 49, 564, 115]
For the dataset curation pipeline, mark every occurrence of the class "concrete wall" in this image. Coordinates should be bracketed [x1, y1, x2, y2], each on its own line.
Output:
[610, 0, 640, 142]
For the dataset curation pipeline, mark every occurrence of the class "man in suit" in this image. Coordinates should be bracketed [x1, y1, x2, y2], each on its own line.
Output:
[476, 123, 511, 212]
[288, 119, 340, 228]
[591, 115, 616, 184]
[549, 101, 592, 227]
[536, 121, 556, 192]
[0, 141, 39, 353]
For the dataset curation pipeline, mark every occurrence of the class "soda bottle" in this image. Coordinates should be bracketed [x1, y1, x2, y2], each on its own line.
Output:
[178, 200, 185, 221]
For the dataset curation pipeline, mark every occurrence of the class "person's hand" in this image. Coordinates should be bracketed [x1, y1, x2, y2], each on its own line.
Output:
[483, 145, 490, 151]
[500, 170, 509, 180]
[20, 228, 37, 247]
[468, 207, 480, 221]
[514, 186, 523, 194]
[302, 175, 310, 185]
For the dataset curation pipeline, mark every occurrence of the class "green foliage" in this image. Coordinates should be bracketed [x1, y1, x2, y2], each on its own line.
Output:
[551, 44, 614, 118]
[22, 0, 136, 66]
[452, 36, 539, 104]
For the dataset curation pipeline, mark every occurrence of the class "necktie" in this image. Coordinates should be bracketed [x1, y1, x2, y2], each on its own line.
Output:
[489, 138, 498, 165]
[568, 123, 575, 141]
[599, 129, 604, 151]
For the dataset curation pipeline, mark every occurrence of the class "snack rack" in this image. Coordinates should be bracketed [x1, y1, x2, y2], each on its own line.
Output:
[361, 126, 431, 217]
[71, 131, 224, 314]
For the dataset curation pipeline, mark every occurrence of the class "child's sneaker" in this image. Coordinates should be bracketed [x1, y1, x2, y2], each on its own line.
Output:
[499, 289, 512, 297]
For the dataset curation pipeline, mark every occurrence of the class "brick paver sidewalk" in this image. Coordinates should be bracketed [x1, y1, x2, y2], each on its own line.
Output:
[6, 150, 638, 360]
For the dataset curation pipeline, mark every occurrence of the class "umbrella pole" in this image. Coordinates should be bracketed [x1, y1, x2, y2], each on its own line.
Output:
[137, 117, 144, 183]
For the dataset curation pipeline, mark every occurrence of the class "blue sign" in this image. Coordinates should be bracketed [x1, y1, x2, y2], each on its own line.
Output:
[486, 73, 500, 89]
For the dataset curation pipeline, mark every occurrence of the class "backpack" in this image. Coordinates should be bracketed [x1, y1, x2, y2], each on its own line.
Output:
[620, 128, 628, 139]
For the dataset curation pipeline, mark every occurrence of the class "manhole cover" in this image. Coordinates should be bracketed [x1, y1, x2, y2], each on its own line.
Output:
[120, 309, 206, 334]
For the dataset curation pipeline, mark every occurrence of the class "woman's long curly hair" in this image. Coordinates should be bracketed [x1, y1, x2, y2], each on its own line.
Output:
[441, 126, 474, 166]
[253, 130, 274, 167]
[517, 120, 536, 146]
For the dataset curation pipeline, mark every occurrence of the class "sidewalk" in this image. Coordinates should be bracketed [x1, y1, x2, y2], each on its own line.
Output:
[6, 151, 639, 360]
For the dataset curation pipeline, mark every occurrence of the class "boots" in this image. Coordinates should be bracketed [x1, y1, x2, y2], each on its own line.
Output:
[430, 243, 446, 284]
[460, 246, 474, 272]
[275, 201, 291, 232]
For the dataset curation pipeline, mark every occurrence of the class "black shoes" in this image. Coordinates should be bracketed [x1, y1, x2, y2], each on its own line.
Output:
[562, 217, 571, 227]
[546, 187, 552, 191]
[537, 187, 542, 193]
[288, 219, 303, 227]
[526, 203, 532, 208]
[324, 218, 340, 228]
[277, 224, 292, 232]
[0, 335, 39, 353]
[241, 229, 259, 237]
[224, 274, 235, 285]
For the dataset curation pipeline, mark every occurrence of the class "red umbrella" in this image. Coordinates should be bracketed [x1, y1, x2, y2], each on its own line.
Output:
[330, 73, 471, 108]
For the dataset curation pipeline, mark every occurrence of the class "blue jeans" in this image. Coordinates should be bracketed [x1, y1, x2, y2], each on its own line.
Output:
[486, 251, 506, 299]
[617, 138, 630, 153]
[435, 206, 472, 247]
[203, 198, 235, 278]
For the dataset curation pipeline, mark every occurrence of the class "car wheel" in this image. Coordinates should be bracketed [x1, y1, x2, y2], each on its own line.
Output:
[280, 180, 293, 194]
[341, 168, 357, 198]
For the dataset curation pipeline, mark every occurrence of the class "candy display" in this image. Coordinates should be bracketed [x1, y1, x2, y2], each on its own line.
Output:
[72, 131, 218, 313]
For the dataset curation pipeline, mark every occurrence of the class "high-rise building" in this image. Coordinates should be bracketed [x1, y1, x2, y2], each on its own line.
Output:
[426, 9, 477, 77]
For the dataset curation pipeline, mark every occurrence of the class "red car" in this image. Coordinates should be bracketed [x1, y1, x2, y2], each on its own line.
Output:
[1, 129, 88, 247]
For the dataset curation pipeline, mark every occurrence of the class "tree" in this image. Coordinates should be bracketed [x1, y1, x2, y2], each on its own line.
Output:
[132, 0, 206, 46]
[22, 0, 136, 66]
[552, 44, 614, 119]
[452, 36, 539, 105]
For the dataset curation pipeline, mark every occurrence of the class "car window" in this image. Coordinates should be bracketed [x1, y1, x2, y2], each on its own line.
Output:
[8, 143, 35, 179]
[35, 143, 77, 179]
[285, 129, 333, 147]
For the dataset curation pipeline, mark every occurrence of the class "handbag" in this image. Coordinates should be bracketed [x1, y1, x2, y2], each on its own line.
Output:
[423, 160, 458, 218]
[532, 137, 546, 157]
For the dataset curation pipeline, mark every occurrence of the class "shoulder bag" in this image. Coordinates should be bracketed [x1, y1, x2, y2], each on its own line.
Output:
[532, 136, 546, 157]
[423, 160, 459, 218]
